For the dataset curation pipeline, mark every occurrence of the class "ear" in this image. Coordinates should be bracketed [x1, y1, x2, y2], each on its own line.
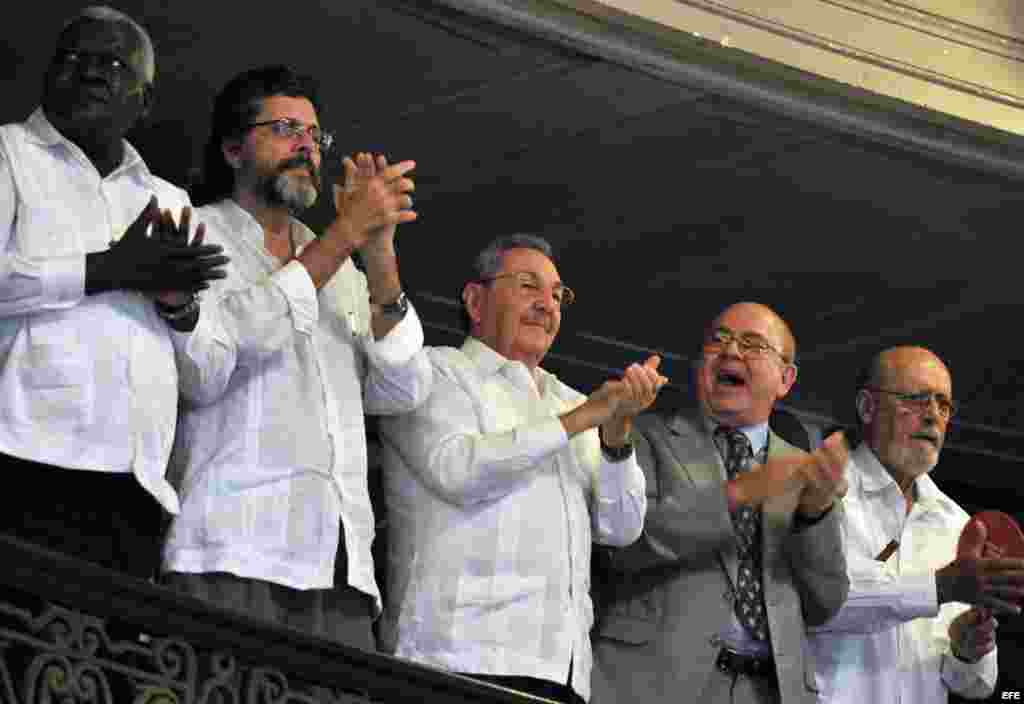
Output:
[462, 282, 484, 328]
[776, 363, 797, 399]
[222, 138, 244, 170]
[855, 389, 874, 426]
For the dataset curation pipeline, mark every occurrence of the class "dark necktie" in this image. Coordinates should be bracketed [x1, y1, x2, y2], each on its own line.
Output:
[715, 426, 770, 642]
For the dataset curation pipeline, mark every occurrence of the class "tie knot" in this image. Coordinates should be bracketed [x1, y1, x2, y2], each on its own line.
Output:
[715, 426, 752, 475]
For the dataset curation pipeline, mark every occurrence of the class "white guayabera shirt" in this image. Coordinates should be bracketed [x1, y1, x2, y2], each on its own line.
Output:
[807, 443, 998, 703]
[0, 109, 190, 514]
[379, 337, 647, 701]
[162, 199, 432, 609]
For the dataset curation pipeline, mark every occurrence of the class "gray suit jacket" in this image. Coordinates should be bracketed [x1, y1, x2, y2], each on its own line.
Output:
[591, 408, 849, 704]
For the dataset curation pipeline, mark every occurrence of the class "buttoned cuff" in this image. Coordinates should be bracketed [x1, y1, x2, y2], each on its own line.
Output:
[364, 301, 425, 367]
[43, 254, 85, 306]
[595, 452, 644, 499]
[941, 646, 998, 694]
[271, 260, 318, 334]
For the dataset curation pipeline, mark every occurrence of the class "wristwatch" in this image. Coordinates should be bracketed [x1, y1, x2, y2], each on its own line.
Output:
[600, 429, 634, 462]
[373, 291, 409, 321]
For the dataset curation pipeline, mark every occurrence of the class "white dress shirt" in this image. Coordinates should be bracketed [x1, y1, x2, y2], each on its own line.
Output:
[161, 199, 432, 608]
[807, 443, 997, 703]
[378, 337, 647, 701]
[0, 109, 190, 513]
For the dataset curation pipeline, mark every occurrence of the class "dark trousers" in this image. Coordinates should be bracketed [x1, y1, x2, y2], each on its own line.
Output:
[0, 451, 165, 581]
[163, 520, 375, 652]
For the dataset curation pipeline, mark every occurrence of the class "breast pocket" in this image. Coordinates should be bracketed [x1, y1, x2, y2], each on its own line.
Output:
[20, 322, 94, 429]
[14, 201, 85, 259]
[453, 575, 547, 653]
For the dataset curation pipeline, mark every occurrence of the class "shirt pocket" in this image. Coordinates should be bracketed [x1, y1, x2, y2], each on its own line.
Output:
[453, 575, 547, 653]
[14, 195, 85, 259]
[20, 316, 94, 428]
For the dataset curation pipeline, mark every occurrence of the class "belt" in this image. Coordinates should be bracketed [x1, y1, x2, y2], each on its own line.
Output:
[715, 648, 777, 682]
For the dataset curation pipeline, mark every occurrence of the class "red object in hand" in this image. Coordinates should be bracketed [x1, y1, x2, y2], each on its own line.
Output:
[959, 511, 1024, 558]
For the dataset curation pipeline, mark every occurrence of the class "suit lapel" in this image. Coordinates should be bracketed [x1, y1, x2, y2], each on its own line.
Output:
[663, 412, 739, 585]
[761, 430, 798, 569]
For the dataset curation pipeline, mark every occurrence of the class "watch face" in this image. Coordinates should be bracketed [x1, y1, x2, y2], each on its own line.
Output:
[381, 292, 408, 317]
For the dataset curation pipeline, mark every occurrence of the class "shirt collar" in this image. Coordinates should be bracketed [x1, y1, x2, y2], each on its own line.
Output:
[25, 107, 150, 181]
[707, 416, 770, 456]
[25, 107, 150, 184]
[461, 336, 547, 392]
[851, 442, 945, 511]
[216, 198, 315, 255]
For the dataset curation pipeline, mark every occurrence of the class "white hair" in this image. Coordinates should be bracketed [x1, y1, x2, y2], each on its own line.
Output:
[63, 5, 155, 83]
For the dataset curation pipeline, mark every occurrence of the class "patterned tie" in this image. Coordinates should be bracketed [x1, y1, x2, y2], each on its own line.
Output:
[715, 426, 770, 641]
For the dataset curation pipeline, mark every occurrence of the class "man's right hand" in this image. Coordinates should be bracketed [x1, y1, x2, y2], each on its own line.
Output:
[323, 153, 416, 254]
[85, 196, 228, 296]
[937, 517, 1024, 615]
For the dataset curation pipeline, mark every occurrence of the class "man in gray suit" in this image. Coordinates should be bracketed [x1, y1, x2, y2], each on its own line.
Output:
[592, 301, 849, 704]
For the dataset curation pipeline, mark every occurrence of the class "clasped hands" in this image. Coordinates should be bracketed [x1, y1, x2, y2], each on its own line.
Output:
[562, 356, 668, 444]
[326, 152, 416, 258]
[87, 196, 227, 306]
[727, 429, 849, 517]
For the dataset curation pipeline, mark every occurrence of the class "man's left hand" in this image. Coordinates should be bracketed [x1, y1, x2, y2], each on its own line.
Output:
[600, 355, 668, 445]
[796, 430, 850, 516]
[949, 607, 998, 663]
[152, 205, 212, 306]
[334, 152, 415, 261]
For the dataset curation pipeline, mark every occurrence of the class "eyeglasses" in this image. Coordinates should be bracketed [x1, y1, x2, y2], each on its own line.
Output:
[478, 271, 575, 309]
[864, 387, 957, 420]
[247, 118, 334, 152]
[703, 327, 792, 366]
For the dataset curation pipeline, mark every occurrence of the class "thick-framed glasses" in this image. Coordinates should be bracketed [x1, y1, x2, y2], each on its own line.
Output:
[247, 118, 334, 152]
[478, 271, 575, 309]
[703, 327, 793, 367]
[864, 387, 957, 420]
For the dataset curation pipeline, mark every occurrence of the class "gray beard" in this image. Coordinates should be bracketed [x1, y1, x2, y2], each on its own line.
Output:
[266, 171, 318, 213]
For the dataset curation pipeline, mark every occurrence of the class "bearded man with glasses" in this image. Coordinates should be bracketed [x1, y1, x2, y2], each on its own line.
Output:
[807, 346, 1024, 703]
[160, 65, 432, 651]
[592, 301, 849, 704]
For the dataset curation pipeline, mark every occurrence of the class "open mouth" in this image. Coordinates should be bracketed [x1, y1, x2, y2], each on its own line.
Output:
[716, 370, 747, 387]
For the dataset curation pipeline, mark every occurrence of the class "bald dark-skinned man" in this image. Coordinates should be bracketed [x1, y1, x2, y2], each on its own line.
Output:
[807, 346, 1024, 702]
[592, 302, 849, 704]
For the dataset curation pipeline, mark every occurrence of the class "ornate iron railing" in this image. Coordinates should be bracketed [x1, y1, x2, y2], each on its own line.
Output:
[0, 535, 546, 704]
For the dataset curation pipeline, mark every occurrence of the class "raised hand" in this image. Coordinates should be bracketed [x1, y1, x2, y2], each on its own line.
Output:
[561, 356, 668, 442]
[85, 197, 228, 296]
[797, 429, 851, 515]
[327, 152, 416, 253]
[949, 607, 998, 662]
[937, 517, 1024, 615]
[150, 205, 219, 306]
